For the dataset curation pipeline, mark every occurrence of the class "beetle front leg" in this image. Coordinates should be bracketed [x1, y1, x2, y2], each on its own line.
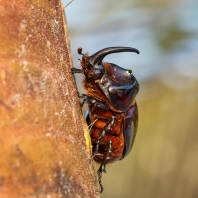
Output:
[80, 94, 91, 107]
[80, 94, 109, 110]
[80, 94, 99, 107]
[71, 67, 82, 74]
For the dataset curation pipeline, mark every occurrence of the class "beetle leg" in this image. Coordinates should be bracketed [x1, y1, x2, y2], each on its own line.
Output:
[80, 94, 97, 107]
[108, 139, 112, 157]
[80, 94, 94, 107]
[96, 139, 112, 193]
[80, 94, 109, 110]
[71, 67, 82, 74]
[93, 101, 109, 111]
[93, 115, 115, 155]
[96, 169, 104, 193]
[80, 95, 90, 107]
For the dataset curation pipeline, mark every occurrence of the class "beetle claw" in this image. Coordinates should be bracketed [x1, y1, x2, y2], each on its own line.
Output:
[96, 170, 104, 193]
[99, 164, 106, 173]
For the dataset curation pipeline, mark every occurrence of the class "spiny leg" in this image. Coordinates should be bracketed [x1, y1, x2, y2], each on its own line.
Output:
[71, 67, 82, 74]
[89, 112, 114, 193]
[80, 94, 109, 110]
[80, 94, 95, 107]
[80, 94, 90, 107]
[96, 139, 112, 193]
[80, 95, 114, 193]
[93, 115, 115, 155]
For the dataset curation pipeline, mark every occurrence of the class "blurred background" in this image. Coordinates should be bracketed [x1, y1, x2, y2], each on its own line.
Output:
[64, 0, 198, 197]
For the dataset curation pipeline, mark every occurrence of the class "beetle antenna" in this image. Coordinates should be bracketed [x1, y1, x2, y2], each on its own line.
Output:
[88, 47, 139, 66]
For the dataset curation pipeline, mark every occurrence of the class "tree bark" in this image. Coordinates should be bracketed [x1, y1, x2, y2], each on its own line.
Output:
[0, 0, 98, 197]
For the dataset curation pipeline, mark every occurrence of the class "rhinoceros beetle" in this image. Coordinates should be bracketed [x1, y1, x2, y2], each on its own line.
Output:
[72, 47, 139, 193]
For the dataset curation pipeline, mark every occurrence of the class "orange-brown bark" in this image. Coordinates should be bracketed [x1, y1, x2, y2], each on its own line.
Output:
[0, 1, 98, 197]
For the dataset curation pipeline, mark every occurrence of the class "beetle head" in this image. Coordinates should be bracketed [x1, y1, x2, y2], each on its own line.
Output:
[78, 47, 139, 79]
[78, 47, 105, 79]
[78, 47, 139, 111]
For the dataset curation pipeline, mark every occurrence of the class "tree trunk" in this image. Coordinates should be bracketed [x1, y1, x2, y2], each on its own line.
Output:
[0, 1, 98, 197]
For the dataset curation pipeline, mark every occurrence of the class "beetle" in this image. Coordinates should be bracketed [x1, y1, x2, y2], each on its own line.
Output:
[72, 47, 139, 193]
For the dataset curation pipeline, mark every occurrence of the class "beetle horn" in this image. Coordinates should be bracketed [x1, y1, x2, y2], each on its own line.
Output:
[88, 47, 139, 65]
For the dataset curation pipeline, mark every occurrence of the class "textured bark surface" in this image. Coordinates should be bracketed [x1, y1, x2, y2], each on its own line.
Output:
[0, 0, 98, 197]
